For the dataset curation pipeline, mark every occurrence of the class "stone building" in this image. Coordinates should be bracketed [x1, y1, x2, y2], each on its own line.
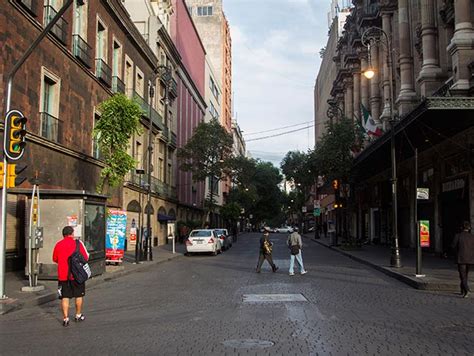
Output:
[0, 0, 165, 273]
[323, 0, 474, 256]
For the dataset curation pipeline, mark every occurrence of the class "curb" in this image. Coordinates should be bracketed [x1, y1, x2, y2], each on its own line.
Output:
[308, 236, 459, 292]
[1, 253, 183, 315]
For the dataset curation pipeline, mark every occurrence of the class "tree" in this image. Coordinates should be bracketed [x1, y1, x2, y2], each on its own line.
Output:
[93, 93, 143, 194]
[177, 118, 234, 226]
[312, 117, 363, 183]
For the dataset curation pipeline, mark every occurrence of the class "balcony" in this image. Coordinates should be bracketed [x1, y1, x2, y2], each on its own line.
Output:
[169, 78, 178, 99]
[40, 112, 62, 143]
[95, 59, 112, 87]
[170, 132, 177, 148]
[44, 5, 68, 45]
[127, 172, 177, 200]
[72, 35, 92, 68]
[133, 92, 149, 115]
[112, 76, 125, 94]
[17, 0, 38, 16]
[357, 3, 380, 28]
[150, 107, 165, 131]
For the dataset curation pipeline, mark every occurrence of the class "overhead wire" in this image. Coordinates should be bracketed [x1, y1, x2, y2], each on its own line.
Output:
[244, 120, 314, 136]
[246, 124, 314, 142]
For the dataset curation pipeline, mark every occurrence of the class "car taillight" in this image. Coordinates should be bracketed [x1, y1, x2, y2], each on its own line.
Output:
[185, 239, 193, 246]
[220, 236, 225, 240]
[208, 238, 214, 244]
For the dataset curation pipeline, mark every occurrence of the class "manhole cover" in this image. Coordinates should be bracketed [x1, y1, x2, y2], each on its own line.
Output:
[222, 339, 274, 349]
[243, 294, 307, 302]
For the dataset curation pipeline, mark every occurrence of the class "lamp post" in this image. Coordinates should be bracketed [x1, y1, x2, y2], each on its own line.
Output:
[361, 26, 402, 268]
[144, 64, 172, 261]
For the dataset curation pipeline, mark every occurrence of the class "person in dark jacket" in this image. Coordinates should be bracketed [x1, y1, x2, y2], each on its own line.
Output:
[452, 221, 474, 298]
[256, 227, 278, 273]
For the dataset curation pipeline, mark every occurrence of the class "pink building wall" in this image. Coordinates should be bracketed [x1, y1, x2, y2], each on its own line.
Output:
[171, 0, 207, 211]
[171, 0, 206, 97]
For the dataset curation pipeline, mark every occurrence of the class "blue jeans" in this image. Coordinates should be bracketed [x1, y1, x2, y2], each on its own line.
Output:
[289, 251, 305, 274]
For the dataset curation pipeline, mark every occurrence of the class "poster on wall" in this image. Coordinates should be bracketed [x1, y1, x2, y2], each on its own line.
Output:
[106, 209, 127, 262]
[419, 220, 430, 248]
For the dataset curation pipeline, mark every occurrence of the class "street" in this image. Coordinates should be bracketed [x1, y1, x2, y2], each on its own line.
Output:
[1, 233, 473, 355]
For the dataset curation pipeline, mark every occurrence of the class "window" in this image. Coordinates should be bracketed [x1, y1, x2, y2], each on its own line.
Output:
[135, 68, 144, 97]
[40, 67, 61, 142]
[197, 6, 213, 16]
[124, 57, 134, 97]
[112, 40, 122, 78]
[96, 20, 107, 61]
[209, 76, 219, 100]
[208, 176, 219, 195]
[135, 141, 143, 169]
[167, 163, 172, 185]
[187, 6, 192, 15]
[73, 0, 87, 39]
[209, 102, 219, 120]
[92, 112, 101, 159]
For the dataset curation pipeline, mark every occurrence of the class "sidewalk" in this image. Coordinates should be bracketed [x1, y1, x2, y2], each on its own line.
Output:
[0, 243, 184, 315]
[304, 234, 472, 292]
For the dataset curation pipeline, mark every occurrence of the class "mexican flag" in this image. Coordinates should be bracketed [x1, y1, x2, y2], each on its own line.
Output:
[361, 104, 383, 137]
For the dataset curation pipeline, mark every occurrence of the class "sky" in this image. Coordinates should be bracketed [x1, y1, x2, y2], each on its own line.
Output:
[224, 0, 331, 167]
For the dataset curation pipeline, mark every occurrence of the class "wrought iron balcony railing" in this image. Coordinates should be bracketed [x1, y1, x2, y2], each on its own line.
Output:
[95, 58, 112, 87]
[17, 0, 38, 16]
[73, 34, 92, 68]
[150, 107, 165, 131]
[127, 172, 177, 200]
[112, 76, 126, 94]
[44, 5, 68, 45]
[133, 92, 149, 115]
[170, 132, 177, 148]
[40, 112, 61, 143]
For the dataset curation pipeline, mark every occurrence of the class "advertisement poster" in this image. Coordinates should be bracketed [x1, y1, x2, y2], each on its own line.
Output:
[419, 220, 430, 248]
[106, 209, 127, 262]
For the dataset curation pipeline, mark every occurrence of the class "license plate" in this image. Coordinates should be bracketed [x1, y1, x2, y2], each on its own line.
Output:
[197, 240, 203, 244]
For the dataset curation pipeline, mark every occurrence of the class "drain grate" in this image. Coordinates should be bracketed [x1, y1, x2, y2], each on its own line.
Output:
[243, 294, 307, 302]
[222, 339, 274, 349]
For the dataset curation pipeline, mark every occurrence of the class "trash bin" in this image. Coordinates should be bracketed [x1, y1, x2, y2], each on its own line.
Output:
[328, 231, 335, 246]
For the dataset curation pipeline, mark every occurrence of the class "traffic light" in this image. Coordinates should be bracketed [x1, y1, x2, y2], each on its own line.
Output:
[4, 110, 27, 161]
[6, 163, 27, 188]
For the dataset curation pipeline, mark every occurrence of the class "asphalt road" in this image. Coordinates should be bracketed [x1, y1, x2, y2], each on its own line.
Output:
[1, 233, 473, 355]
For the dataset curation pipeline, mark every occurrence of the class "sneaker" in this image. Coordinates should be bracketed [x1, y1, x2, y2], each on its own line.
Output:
[463, 291, 470, 299]
[301, 270, 307, 275]
[75, 314, 85, 322]
[63, 318, 69, 327]
[273, 266, 279, 273]
[289, 272, 295, 276]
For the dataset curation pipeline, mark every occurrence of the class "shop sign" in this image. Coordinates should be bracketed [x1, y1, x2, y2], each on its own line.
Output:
[302, 206, 307, 213]
[314, 200, 320, 209]
[416, 188, 429, 200]
[442, 179, 465, 193]
[106, 209, 127, 262]
[313, 208, 321, 217]
[419, 220, 430, 248]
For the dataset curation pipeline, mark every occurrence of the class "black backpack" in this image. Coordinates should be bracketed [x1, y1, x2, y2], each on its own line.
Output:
[68, 240, 91, 284]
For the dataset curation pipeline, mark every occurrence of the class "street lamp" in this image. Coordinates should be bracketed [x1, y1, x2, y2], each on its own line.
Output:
[361, 26, 402, 268]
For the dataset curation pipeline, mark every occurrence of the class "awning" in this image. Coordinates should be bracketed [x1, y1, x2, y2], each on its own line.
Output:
[352, 96, 474, 181]
[158, 214, 176, 222]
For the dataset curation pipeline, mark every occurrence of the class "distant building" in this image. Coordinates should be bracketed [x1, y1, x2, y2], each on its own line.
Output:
[185, 0, 232, 132]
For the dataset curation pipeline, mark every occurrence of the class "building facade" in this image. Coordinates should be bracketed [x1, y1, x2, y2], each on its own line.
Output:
[320, 0, 474, 255]
[170, 0, 207, 224]
[185, 0, 232, 132]
[121, 0, 181, 248]
[1, 0, 164, 272]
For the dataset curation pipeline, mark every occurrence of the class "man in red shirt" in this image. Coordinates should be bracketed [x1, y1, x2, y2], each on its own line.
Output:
[53, 226, 89, 326]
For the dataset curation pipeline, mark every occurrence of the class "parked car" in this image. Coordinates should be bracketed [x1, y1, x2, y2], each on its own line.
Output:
[275, 226, 293, 233]
[185, 229, 222, 255]
[215, 229, 232, 250]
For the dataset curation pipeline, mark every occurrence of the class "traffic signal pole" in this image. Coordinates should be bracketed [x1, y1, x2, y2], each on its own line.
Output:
[0, 0, 74, 299]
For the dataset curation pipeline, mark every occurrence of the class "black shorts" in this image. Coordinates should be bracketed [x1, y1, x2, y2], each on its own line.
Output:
[58, 280, 86, 299]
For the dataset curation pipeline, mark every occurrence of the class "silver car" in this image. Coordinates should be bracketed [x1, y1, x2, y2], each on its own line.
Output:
[215, 229, 232, 250]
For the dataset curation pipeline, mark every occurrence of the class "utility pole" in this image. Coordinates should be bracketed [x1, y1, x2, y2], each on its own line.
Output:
[1, 0, 75, 299]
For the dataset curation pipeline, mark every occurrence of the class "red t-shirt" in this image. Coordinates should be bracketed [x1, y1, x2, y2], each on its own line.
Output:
[52, 235, 89, 281]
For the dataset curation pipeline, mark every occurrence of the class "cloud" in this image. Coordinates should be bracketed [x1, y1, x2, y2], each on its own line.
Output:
[224, 0, 329, 164]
